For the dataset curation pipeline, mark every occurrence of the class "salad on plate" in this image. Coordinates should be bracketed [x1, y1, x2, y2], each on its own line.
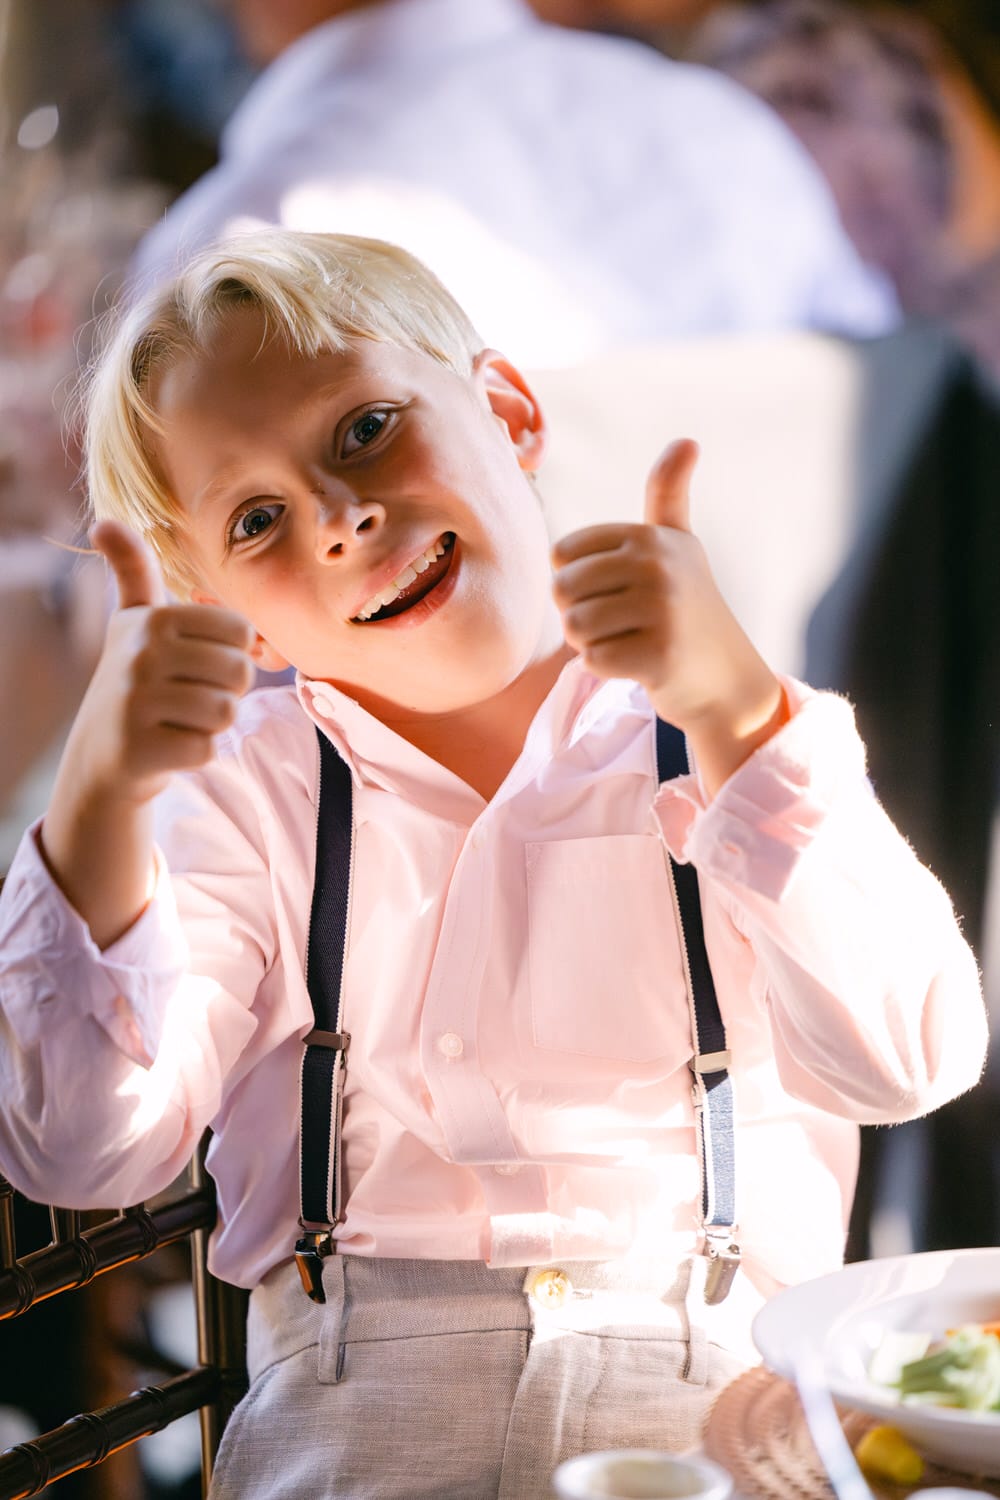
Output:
[870, 1323, 1000, 1413]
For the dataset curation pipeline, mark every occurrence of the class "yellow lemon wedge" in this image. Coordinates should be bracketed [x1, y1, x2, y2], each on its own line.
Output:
[853, 1424, 925, 1485]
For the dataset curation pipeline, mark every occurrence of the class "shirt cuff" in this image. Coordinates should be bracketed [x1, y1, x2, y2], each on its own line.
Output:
[653, 681, 868, 901]
[0, 821, 186, 1061]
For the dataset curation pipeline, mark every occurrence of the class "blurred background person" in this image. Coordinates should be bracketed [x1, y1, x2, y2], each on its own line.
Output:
[126, 0, 899, 367]
[530, 0, 1000, 381]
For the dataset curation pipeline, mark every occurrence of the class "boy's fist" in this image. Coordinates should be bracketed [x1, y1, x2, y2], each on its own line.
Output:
[551, 438, 716, 717]
[551, 439, 784, 786]
[78, 520, 256, 802]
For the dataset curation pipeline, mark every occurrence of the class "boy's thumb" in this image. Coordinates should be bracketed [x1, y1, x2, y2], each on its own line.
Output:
[90, 518, 167, 610]
[643, 438, 699, 533]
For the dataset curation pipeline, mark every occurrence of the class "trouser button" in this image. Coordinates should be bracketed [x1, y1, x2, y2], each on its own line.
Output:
[525, 1267, 572, 1309]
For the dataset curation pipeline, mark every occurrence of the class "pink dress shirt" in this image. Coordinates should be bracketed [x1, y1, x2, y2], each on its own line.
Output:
[0, 662, 985, 1317]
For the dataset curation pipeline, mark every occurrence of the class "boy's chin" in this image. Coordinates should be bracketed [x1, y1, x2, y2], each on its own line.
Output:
[326, 658, 546, 721]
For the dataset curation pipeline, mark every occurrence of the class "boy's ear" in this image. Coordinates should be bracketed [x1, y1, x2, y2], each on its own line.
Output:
[191, 588, 291, 672]
[473, 349, 547, 471]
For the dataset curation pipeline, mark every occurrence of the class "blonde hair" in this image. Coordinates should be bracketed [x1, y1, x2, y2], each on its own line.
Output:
[83, 230, 485, 594]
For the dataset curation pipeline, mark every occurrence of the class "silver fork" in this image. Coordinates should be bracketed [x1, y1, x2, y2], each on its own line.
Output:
[789, 1349, 876, 1500]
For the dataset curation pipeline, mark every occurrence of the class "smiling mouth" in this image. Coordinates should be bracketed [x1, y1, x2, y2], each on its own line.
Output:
[352, 533, 456, 623]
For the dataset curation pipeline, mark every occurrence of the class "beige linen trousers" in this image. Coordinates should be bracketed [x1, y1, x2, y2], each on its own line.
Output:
[209, 1253, 757, 1499]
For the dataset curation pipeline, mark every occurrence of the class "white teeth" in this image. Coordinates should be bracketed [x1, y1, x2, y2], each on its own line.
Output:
[355, 537, 449, 621]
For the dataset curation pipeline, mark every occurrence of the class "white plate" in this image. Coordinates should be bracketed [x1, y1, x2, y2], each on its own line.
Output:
[752, 1247, 1000, 1478]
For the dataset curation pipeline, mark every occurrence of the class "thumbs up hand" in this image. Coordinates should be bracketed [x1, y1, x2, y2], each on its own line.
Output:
[39, 521, 256, 947]
[73, 520, 256, 805]
[551, 439, 786, 793]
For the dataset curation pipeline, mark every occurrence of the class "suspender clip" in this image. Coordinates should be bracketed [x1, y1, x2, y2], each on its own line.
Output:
[295, 1226, 335, 1304]
[703, 1228, 741, 1305]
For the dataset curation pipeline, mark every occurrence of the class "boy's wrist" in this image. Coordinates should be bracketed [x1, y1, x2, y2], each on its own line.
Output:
[658, 668, 789, 798]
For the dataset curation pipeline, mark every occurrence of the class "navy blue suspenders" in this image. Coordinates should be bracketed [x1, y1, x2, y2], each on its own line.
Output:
[295, 721, 740, 1306]
[294, 732, 354, 1302]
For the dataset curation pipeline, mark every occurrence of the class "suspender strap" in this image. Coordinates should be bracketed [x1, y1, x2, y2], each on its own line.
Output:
[655, 718, 740, 1304]
[295, 729, 354, 1303]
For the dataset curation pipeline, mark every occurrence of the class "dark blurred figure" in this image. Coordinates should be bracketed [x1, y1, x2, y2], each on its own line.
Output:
[110, 0, 256, 193]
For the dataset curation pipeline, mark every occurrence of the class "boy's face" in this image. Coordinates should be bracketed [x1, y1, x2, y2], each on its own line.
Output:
[148, 308, 566, 718]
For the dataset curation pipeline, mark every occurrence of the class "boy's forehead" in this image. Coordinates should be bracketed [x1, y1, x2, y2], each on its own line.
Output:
[151, 310, 468, 406]
[143, 318, 487, 486]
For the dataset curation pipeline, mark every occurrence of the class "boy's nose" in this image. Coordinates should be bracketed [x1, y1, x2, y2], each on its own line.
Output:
[312, 489, 385, 559]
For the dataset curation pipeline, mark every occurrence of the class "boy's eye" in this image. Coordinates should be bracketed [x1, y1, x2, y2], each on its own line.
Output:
[229, 502, 282, 546]
[340, 407, 390, 457]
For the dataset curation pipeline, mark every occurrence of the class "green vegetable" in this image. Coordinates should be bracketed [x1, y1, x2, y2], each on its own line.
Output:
[897, 1326, 1000, 1412]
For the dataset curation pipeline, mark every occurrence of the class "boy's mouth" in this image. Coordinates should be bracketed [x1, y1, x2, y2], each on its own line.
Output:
[352, 532, 456, 623]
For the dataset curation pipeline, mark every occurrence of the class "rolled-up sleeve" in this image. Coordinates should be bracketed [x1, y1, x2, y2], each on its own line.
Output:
[655, 682, 987, 1122]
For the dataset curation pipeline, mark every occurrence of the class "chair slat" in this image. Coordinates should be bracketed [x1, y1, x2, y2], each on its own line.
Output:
[0, 1366, 220, 1499]
[0, 1186, 216, 1320]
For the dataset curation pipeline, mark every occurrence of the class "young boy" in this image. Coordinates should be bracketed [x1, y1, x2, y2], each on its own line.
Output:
[0, 230, 986, 1499]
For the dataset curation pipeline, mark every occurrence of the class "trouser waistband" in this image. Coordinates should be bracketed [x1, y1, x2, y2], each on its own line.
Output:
[247, 1252, 763, 1382]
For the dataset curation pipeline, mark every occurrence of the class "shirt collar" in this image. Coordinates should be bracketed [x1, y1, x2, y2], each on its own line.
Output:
[296, 654, 633, 812]
[222, 0, 537, 161]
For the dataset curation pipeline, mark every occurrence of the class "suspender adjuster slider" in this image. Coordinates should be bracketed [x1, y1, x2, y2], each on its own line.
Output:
[295, 1227, 335, 1303]
[304, 1029, 350, 1052]
[692, 1049, 730, 1074]
[703, 1229, 741, 1305]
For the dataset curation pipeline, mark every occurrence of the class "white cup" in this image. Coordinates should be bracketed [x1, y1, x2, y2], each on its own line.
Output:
[552, 1449, 733, 1500]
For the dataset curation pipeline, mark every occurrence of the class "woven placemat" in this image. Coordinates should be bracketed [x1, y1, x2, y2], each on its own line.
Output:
[702, 1366, 1000, 1499]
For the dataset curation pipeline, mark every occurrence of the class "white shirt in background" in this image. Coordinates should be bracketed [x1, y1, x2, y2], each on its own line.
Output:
[132, 0, 898, 367]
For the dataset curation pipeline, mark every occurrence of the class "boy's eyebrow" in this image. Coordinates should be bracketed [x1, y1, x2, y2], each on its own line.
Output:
[192, 468, 263, 515]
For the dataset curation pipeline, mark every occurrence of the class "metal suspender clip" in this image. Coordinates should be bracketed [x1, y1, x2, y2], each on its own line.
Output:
[703, 1226, 742, 1306]
[295, 1224, 335, 1304]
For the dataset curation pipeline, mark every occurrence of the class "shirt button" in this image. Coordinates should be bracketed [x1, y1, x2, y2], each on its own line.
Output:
[526, 1268, 572, 1309]
[437, 1031, 464, 1059]
[493, 1163, 521, 1176]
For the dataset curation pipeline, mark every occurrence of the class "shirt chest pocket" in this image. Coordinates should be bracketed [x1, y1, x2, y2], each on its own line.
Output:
[525, 834, 695, 1066]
